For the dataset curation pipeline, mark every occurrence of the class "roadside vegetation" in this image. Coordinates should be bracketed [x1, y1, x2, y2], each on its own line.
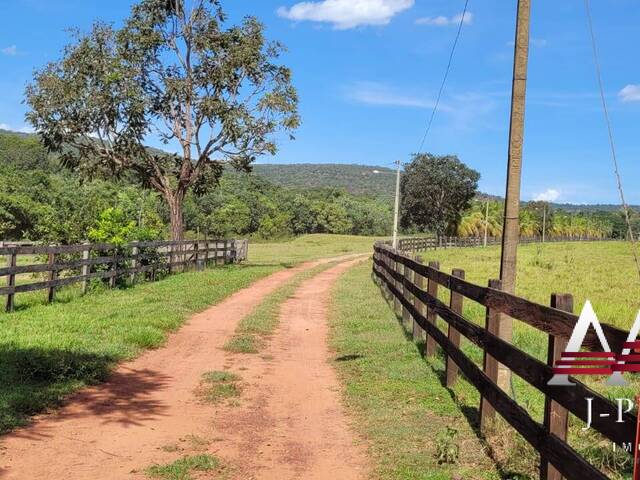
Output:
[330, 260, 500, 480]
[0, 131, 393, 244]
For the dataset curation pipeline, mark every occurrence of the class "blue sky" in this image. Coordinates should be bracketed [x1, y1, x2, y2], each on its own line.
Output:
[1, 0, 639, 204]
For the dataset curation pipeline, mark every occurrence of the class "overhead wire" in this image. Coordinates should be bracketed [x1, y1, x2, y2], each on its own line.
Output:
[583, 0, 640, 281]
[415, 0, 471, 155]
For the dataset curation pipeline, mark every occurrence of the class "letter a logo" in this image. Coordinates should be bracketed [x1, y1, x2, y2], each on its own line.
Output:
[548, 301, 613, 386]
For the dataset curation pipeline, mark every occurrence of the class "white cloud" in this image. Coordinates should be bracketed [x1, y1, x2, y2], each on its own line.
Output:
[619, 84, 640, 103]
[277, 0, 414, 30]
[0, 123, 10, 130]
[534, 189, 561, 202]
[344, 82, 501, 132]
[1, 45, 17, 56]
[416, 11, 473, 26]
[345, 81, 450, 110]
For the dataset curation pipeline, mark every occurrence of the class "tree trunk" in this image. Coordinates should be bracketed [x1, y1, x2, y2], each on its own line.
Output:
[166, 190, 185, 272]
[167, 192, 185, 242]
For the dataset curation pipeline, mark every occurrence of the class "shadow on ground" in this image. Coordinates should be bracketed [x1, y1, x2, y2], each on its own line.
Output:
[0, 345, 170, 436]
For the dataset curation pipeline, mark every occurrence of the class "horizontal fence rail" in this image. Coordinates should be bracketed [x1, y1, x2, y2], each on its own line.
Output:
[1, 239, 248, 312]
[395, 235, 612, 253]
[372, 242, 634, 480]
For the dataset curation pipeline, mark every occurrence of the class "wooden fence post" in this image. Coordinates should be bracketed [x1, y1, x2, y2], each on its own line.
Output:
[5, 250, 17, 312]
[425, 261, 440, 357]
[393, 255, 401, 315]
[130, 244, 139, 285]
[541, 293, 572, 480]
[446, 268, 465, 387]
[81, 243, 90, 294]
[400, 258, 411, 328]
[413, 256, 426, 343]
[402, 258, 414, 330]
[192, 241, 199, 271]
[47, 251, 57, 303]
[109, 248, 117, 288]
[480, 278, 502, 431]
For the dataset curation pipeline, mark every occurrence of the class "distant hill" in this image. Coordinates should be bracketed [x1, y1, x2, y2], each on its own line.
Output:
[252, 163, 396, 199]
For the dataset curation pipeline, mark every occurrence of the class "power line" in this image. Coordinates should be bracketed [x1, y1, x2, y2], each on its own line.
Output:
[583, 0, 640, 281]
[416, 0, 470, 155]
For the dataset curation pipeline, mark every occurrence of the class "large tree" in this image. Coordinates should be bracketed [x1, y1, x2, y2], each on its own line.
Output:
[26, 0, 299, 241]
[400, 153, 479, 236]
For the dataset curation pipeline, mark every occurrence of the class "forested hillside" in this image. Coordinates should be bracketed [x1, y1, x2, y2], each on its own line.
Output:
[0, 130, 393, 242]
[253, 163, 396, 199]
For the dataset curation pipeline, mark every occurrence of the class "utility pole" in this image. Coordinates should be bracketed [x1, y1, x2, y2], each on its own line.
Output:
[498, 0, 531, 390]
[484, 200, 490, 247]
[392, 160, 401, 249]
[542, 205, 547, 243]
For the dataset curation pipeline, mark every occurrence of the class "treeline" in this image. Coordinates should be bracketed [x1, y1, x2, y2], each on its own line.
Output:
[457, 199, 636, 239]
[0, 131, 392, 244]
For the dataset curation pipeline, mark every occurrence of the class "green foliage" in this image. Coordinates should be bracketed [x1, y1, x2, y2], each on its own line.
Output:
[25, 0, 299, 239]
[87, 206, 162, 246]
[186, 172, 392, 239]
[87, 208, 137, 246]
[435, 426, 460, 465]
[0, 130, 393, 243]
[401, 153, 480, 235]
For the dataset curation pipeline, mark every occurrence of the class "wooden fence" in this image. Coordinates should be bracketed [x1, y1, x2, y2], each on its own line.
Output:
[1, 239, 248, 312]
[396, 235, 612, 253]
[372, 242, 634, 480]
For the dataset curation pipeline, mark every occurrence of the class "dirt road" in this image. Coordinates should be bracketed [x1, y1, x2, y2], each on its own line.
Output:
[0, 255, 369, 480]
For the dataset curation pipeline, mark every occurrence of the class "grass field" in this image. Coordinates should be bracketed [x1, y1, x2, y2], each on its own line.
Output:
[332, 241, 639, 479]
[423, 241, 639, 330]
[248, 234, 377, 266]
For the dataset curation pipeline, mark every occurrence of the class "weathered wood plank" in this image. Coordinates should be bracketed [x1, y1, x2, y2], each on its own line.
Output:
[481, 279, 502, 430]
[5, 252, 16, 312]
[542, 293, 572, 480]
[446, 268, 464, 387]
[425, 261, 439, 357]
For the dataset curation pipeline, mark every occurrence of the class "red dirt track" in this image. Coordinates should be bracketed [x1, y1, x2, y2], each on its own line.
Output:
[0, 255, 369, 480]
